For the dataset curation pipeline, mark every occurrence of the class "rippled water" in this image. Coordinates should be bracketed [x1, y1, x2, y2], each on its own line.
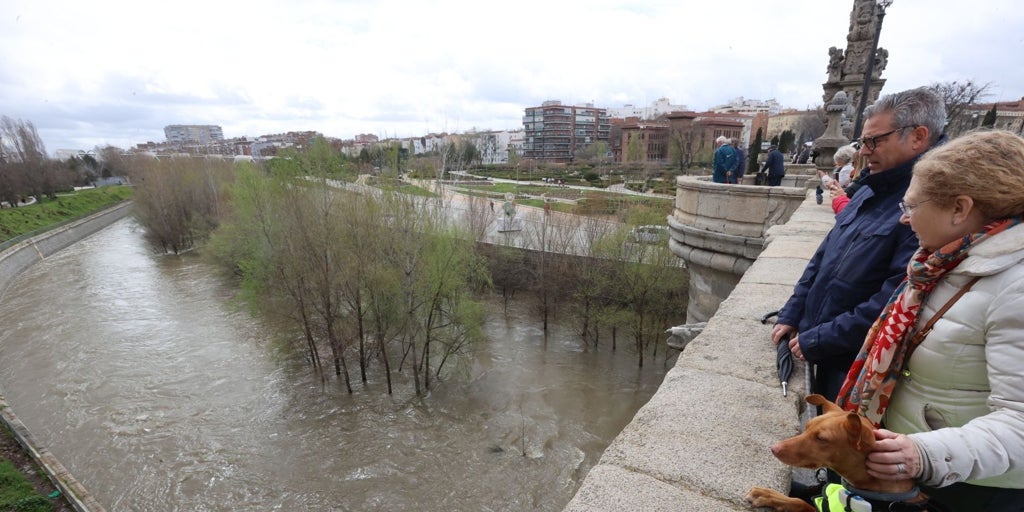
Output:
[0, 218, 671, 511]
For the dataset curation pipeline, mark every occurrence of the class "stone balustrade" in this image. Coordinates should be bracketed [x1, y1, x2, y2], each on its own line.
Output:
[565, 187, 838, 511]
[668, 176, 808, 323]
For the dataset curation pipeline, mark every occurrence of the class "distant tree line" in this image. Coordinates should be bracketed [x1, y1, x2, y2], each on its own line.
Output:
[0, 117, 90, 206]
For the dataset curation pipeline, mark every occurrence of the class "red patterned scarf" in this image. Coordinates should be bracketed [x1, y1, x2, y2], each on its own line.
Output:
[836, 217, 1021, 426]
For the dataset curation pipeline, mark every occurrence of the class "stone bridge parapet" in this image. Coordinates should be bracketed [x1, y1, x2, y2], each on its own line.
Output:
[565, 189, 837, 511]
[668, 177, 808, 323]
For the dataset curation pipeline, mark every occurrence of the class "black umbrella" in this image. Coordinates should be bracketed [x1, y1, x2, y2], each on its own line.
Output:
[776, 333, 793, 397]
[761, 310, 793, 397]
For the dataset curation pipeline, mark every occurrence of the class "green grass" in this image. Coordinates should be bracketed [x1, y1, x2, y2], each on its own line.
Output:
[0, 459, 52, 512]
[0, 186, 133, 243]
[388, 183, 437, 197]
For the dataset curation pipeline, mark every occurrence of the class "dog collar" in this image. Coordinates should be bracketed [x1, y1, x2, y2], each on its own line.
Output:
[839, 479, 926, 508]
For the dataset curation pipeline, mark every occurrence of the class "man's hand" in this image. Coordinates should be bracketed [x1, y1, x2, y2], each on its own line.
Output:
[771, 323, 795, 345]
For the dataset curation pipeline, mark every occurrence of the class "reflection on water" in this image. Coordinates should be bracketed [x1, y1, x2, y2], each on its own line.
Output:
[0, 218, 672, 511]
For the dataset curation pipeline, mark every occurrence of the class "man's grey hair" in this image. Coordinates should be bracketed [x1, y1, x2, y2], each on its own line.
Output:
[716, 135, 729, 144]
[863, 86, 946, 144]
[834, 144, 857, 163]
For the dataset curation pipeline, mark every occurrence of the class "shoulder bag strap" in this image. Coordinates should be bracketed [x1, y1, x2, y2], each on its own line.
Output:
[907, 276, 982, 355]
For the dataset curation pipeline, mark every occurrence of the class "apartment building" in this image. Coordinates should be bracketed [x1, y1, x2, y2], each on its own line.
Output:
[164, 125, 224, 145]
[522, 100, 611, 163]
[606, 97, 689, 120]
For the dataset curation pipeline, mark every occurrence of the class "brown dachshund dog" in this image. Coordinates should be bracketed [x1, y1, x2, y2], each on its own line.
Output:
[745, 394, 935, 512]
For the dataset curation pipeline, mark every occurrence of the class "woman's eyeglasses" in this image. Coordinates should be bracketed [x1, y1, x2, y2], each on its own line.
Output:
[898, 198, 932, 216]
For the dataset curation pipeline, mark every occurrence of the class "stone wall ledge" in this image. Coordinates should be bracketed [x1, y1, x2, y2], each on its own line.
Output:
[565, 190, 837, 511]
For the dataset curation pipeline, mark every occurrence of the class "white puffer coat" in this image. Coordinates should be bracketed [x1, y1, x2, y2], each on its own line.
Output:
[884, 223, 1024, 489]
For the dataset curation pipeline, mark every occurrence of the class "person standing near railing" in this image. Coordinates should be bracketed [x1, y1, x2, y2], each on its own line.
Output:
[770, 86, 948, 403]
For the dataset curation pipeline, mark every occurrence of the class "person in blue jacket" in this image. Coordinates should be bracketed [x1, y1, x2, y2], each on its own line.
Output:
[761, 145, 785, 186]
[730, 137, 746, 184]
[770, 86, 948, 401]
[712, 135, 737, 183]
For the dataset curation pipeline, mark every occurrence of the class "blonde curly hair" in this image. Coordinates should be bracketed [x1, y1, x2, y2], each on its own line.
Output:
[913, 129, 1024, 219]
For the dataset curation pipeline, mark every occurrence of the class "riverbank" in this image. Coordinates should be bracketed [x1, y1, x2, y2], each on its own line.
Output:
[1, 398, 74, 511]
[0, 201, 134, 512]
[0, 186, 132, 244]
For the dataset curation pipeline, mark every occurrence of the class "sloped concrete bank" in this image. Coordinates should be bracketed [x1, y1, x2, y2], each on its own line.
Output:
[0, 201, 133, 512]
[565, 192, 836, 511]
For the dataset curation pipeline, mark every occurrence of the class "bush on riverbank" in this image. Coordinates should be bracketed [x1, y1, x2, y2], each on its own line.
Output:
[0, 186, 132, 243]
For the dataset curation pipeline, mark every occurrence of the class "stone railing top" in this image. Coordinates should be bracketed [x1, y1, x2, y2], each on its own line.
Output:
[564, 190, 837, 511]
[673, 176, 807, 240]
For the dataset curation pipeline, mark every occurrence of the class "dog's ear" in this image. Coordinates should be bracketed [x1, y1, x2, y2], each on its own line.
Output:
[806, 394, 843, 413]
[844, 413, 875, 452]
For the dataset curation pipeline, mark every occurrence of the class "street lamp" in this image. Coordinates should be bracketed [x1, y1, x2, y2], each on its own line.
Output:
[852, 0, 894, 139]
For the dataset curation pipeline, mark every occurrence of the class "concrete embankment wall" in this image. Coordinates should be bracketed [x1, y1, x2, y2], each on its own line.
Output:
[0, 202, 133, 512]
[565, 191, 836, 511]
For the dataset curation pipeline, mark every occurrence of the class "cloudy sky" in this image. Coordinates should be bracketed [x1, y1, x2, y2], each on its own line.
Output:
[2, 0, 1023, 155]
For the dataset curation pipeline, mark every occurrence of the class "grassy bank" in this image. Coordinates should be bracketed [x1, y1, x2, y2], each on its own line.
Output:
[0, 186, 133, 243]
[0, 432, 63, 512]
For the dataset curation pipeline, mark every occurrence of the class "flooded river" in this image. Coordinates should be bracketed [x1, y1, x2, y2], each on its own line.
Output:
[0, 218, 671, 511]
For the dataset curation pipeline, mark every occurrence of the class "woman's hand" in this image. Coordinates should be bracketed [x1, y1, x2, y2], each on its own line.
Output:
[866, 429, 922, 480]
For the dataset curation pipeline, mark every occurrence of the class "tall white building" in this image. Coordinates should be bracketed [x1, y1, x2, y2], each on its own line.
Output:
[710, 97, 782, 116]
[606, 97, 689, 120]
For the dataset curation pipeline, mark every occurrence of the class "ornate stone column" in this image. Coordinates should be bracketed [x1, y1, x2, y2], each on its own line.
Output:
[821, 0, 890, 139]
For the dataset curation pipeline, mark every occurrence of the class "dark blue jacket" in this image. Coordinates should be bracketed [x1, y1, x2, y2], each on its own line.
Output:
[734, 147, 746, 179]
[776, 153, 925, 399]
[761, 149, 785, 178]
[713, 144, 737, 183]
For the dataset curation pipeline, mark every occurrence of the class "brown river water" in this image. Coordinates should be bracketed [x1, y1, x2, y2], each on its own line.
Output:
[0, 218, 672, 511]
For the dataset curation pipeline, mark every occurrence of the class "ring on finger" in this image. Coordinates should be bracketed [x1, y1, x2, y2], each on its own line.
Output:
[897, 463, 907, 474]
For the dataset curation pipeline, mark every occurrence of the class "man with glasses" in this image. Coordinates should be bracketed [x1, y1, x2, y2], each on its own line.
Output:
[771, 86, 948, 403]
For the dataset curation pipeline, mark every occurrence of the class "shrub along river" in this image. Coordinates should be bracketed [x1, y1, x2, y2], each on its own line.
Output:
[0, 217, 672, 511]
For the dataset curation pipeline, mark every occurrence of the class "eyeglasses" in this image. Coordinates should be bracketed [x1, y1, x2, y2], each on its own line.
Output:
[853, 125, 919, 151]
[898, 198, 932, 217]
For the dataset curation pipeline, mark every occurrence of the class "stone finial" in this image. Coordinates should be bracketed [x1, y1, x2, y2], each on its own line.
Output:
[827, 91, 850, 113]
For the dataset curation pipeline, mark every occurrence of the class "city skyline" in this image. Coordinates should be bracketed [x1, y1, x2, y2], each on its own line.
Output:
[2, 0, 1023, 155]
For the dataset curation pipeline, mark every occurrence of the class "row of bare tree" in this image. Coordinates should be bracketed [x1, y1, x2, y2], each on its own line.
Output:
[477, 202, 686, 369]
[0, 116, 81, 206]
[126, 137, 687, 395]
[207, 166, 490, 395]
